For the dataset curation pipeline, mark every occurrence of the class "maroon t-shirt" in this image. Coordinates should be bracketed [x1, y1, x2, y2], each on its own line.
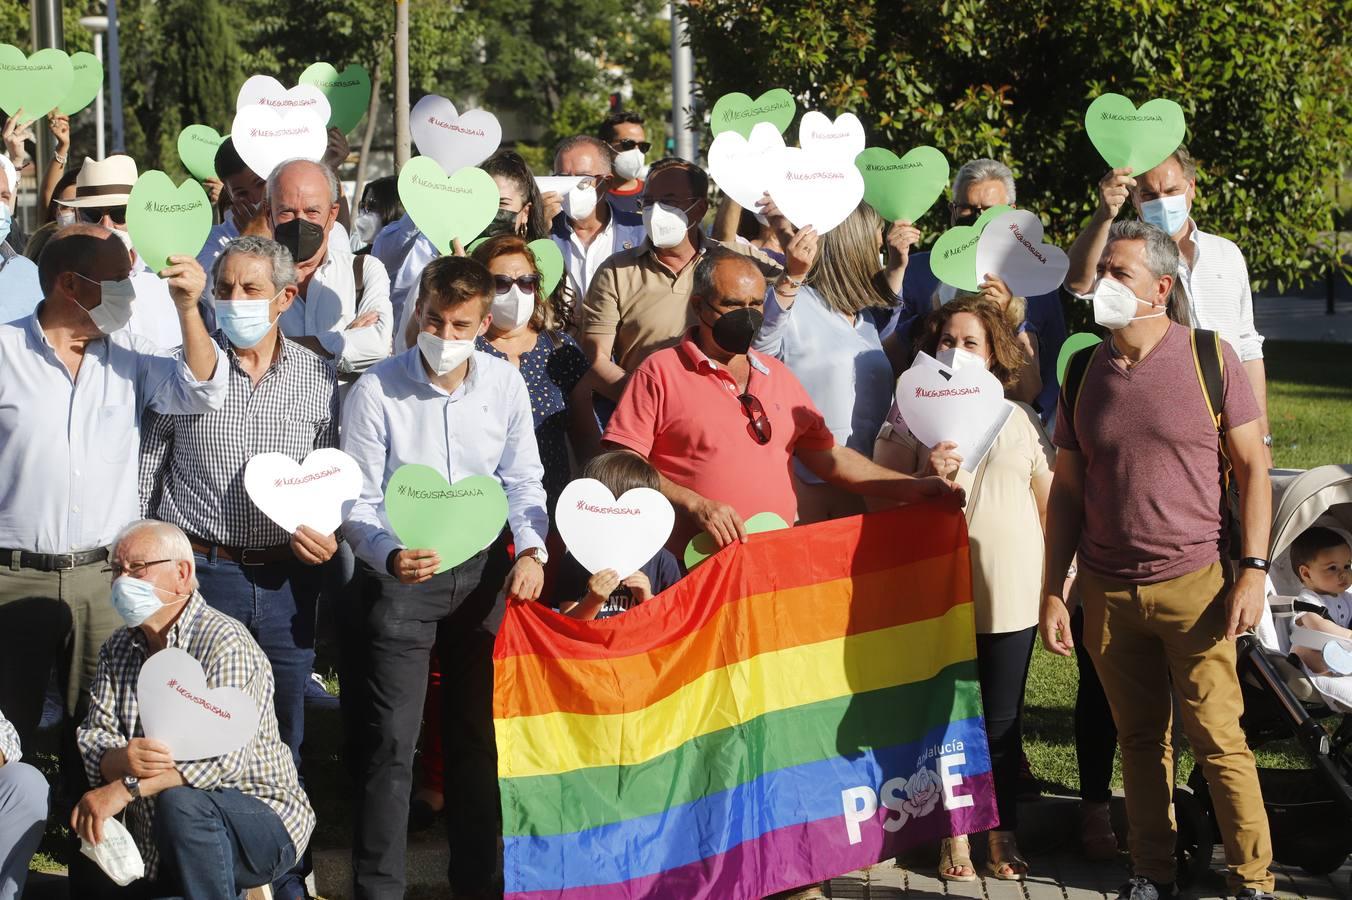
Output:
[1054, 323, 1260, 584]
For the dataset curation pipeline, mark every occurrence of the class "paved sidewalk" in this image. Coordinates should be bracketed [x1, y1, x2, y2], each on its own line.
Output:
[1254, 294, 1352, 344]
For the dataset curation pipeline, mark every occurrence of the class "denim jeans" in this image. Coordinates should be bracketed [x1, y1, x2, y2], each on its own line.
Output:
[154, 786, 296, 900]
[193, 552, 320, 900]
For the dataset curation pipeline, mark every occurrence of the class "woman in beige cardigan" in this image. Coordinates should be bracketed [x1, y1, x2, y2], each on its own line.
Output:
[871, 294, 1054, 883]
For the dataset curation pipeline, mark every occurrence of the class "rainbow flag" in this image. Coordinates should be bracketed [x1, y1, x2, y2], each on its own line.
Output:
[494, 506, 997, 899]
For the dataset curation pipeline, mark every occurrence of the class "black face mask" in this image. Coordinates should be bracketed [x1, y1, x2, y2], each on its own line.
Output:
[952, 209, 980, 227]
[273, 218, 326, 263]
[483, 207, 522, 239]
[705, 303, 764, 355]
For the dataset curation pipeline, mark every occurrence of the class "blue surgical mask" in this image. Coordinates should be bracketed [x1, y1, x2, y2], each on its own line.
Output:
[216, 292, 280, 348]
[1139, 193, 1190, 236]
[110, 575, 183, 628]
[0, 202, 11, 245]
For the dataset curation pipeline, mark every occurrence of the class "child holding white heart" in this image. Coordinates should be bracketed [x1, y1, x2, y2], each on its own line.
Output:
[557, 451, 682, 620]
[1287, 526, 1352, 712]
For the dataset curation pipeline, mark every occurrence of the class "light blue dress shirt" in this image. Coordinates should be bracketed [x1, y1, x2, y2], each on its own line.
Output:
[0, 253, 42, 324]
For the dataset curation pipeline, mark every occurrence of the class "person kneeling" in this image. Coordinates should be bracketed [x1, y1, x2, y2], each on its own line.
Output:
[72, 520, 315, 899]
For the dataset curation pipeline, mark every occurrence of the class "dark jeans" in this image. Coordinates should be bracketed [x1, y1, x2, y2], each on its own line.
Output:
[1073, 605, 1118, 803]
[194, 551, 320, 900]
[975, 626, 1037, 831]
[341, 539, 508, 900]
[75, 787, 295, 900]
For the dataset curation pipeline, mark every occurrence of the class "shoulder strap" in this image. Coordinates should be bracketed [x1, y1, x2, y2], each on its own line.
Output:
[1060, 342, 1102, 430]
[352, 255, 366, 308]
[1189, 328, 1226, 433]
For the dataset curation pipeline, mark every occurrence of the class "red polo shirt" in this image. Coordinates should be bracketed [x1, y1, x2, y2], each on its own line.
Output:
[604, 330, 835, 548]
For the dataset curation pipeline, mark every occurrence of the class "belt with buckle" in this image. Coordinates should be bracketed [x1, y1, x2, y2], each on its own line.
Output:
[188, 538, 293, 566]
[2, 546, 109, 572]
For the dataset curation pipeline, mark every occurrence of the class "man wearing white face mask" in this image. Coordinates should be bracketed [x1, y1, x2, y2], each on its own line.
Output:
[73, 519, 314, 898]
[0, 160, 42, 323]
[544, 135, 646, 304]
[0, 225, 226, 798]
[1065, 146, 1270, 461]
[1043, 221, 1274, 900]
[340, 255, 547, 898]
[598, 111, 651, 216]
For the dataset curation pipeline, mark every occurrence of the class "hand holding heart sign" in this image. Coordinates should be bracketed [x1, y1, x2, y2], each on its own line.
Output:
[125, 172, 214, 272]
[856, 146, 950, 224]
[397, 157, 500, 254]
[763, 147, 866, 235]
[895, 353, 1013, 473]
[384, 466, 508, 573]
[555, 479, 675, 579]
[683, 512, 789, 569]
[707, 122, 787, 212]
[0, 45, 74, 125]
[974, 210, 1070, 298]
[243, 448, 362, 536]
[177, 125, 225, 182]
[930, 205, 1013, 292]
[137, 648, 260, 761]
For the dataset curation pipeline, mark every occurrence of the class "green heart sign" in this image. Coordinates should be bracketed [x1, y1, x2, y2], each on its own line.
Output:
[177, 125, 224, 182]
[528, 239, 564, 295]
[58, 51, 102, 115]
[710, 89, 796, 139]
[0, 45, 74, 125]
[299, 62, 372, 134]
[1056, 332, 1103, 384]
[384, 466, 508, 573]
[856, 145, 950, 223]
[125, 171, 214, 273]
[1084, 93, 1187, 175]
[398, 157, 499, 255]
[930, 204, 1013, 292]
[683, 511, 790, 570]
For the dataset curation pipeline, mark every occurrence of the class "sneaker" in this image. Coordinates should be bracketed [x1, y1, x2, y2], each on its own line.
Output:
[1116, 876, 1177, 900]
[304, 672, 340, 710]
[1234, 890, 1277, 900]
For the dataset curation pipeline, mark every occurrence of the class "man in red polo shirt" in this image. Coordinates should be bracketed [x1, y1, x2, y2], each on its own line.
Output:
[604, 248, 962, 550]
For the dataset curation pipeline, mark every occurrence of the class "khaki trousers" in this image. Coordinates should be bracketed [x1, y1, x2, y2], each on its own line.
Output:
[1081, 561, 1273, 891]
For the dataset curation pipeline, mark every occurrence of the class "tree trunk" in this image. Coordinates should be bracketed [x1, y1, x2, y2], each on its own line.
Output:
[353, 55, 385, 208]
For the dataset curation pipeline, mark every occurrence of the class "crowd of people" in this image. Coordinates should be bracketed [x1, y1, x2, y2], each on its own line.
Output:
[0, 94, 1293, 900]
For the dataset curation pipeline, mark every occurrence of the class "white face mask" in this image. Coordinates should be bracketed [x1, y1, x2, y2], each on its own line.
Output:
[1091, 276, 1166, 331]
[75, 272, 138, 334]
[55, 208, 78, 227]
[562, 183, 598, 221]
[643, 202, 691, 249]
[613, 148, 645, 182]
[416, 331, 476, 376]
[937, 346, 987, 372]
[351, 211, 382, 247]
[111, 226, 137, 263]
[490, 284, 535, 332]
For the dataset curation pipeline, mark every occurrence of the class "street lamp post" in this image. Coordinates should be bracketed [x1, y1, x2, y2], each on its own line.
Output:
[79, 16, 109, 161]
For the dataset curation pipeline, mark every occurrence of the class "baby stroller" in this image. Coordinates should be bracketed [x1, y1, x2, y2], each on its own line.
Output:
[1175, 464, 1352, 885]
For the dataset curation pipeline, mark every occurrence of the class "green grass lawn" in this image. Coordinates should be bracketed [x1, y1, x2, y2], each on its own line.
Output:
[1025, 339, 1352, 794]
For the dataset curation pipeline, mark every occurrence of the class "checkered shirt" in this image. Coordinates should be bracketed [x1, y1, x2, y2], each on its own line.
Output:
[138, 330, 339, 546]
[77, 594, 315, 878]
[0, 708, 20, 763]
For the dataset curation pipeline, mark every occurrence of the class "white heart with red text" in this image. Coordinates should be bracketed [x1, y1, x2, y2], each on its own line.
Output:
[707, 121, 788, 211]
[410, 94, 502, 175]
[235, 75, 332, 128]
[137, 648, 260, 761]
[895, 353, 1012, 472]
[243, 447, 362, 536]
[797, 111, 866, 161]
[764, 146, 865, 235]
[974, 209, 1070, 298]
[555, 478, 675, 579]
[230, 104, 327, 179]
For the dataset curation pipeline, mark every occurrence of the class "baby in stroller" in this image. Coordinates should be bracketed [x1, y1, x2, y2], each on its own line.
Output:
[1287, 526, 1352, 709]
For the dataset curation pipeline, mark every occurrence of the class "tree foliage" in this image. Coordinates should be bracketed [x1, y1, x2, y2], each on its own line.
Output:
[681, 0, 1352, 289]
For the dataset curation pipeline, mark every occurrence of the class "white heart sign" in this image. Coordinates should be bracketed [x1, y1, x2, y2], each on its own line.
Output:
[137, 647, 260, 761]
[798, 111, 866, 161]
[235, 75, 332, 130]
[707, 121, 787, 211]
[243, 447, 362, 535]
[974, 209, 1070, 298]
[895, 353, 1013, 473]
[764, 147, 865, 235]
[555, 478, 675, 579]
[410, 94, 502, 175]
[230, 105, 327, 179]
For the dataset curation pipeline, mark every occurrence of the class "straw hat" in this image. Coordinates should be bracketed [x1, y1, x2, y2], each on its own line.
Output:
[58, 155, 138, 208]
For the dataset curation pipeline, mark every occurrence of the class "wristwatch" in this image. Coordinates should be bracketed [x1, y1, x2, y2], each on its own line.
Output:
[122, 775, 141, 801]
[1262, 434, 1273, 448]
[1239, 557, 1271, 573]
[520, 547, 549, 566]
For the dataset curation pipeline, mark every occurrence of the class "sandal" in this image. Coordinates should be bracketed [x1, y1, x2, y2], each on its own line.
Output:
[938, 834, 978, 882]
[986, 829, 1029, 881]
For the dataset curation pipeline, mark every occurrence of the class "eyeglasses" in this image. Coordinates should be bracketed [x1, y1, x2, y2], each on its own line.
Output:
[611, 139, 652, 154]
[950, 202, 998, 219]
[493, 274, 541, 294]
[737, 392, 772, 445]
[76, 205, 128, 225]
[552, 174, 608, 190]
[102, 559, 173, 580]
[635, 198, 700, 214]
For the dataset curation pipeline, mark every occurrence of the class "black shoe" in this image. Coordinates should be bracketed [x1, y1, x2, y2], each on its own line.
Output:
[1117, 877, 1177, 900]
[1234, 890, 1276, 900]
[408, 794, 440, 831]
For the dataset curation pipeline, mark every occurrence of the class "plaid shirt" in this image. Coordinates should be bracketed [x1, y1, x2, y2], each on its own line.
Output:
[77, 594, 315, 878]
[0, 708, 20, 764]
[139, 330, 339, 546]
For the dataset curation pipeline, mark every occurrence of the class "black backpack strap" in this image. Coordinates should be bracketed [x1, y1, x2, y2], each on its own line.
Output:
[352, 254, 366, 309]
[1189, 328, 1226, 434]
[1060, 342, 1102, 431]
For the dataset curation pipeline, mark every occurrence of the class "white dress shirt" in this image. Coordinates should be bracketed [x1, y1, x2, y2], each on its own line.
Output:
[371, 214, 421, 282]
[0, 251, 42, 324]
[281, 237, 392, 375]
[0, 312, 228, 553]
[391, 233, 438, 344]
[340, 348, 548, 571]
[125, 254, 184, 350]
[552, 212, 646, 301]
[1177, 221, 1264, 362]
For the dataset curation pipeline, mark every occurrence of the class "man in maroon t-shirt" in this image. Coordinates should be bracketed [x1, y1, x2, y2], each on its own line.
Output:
[1040, 221, 1274, 900]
